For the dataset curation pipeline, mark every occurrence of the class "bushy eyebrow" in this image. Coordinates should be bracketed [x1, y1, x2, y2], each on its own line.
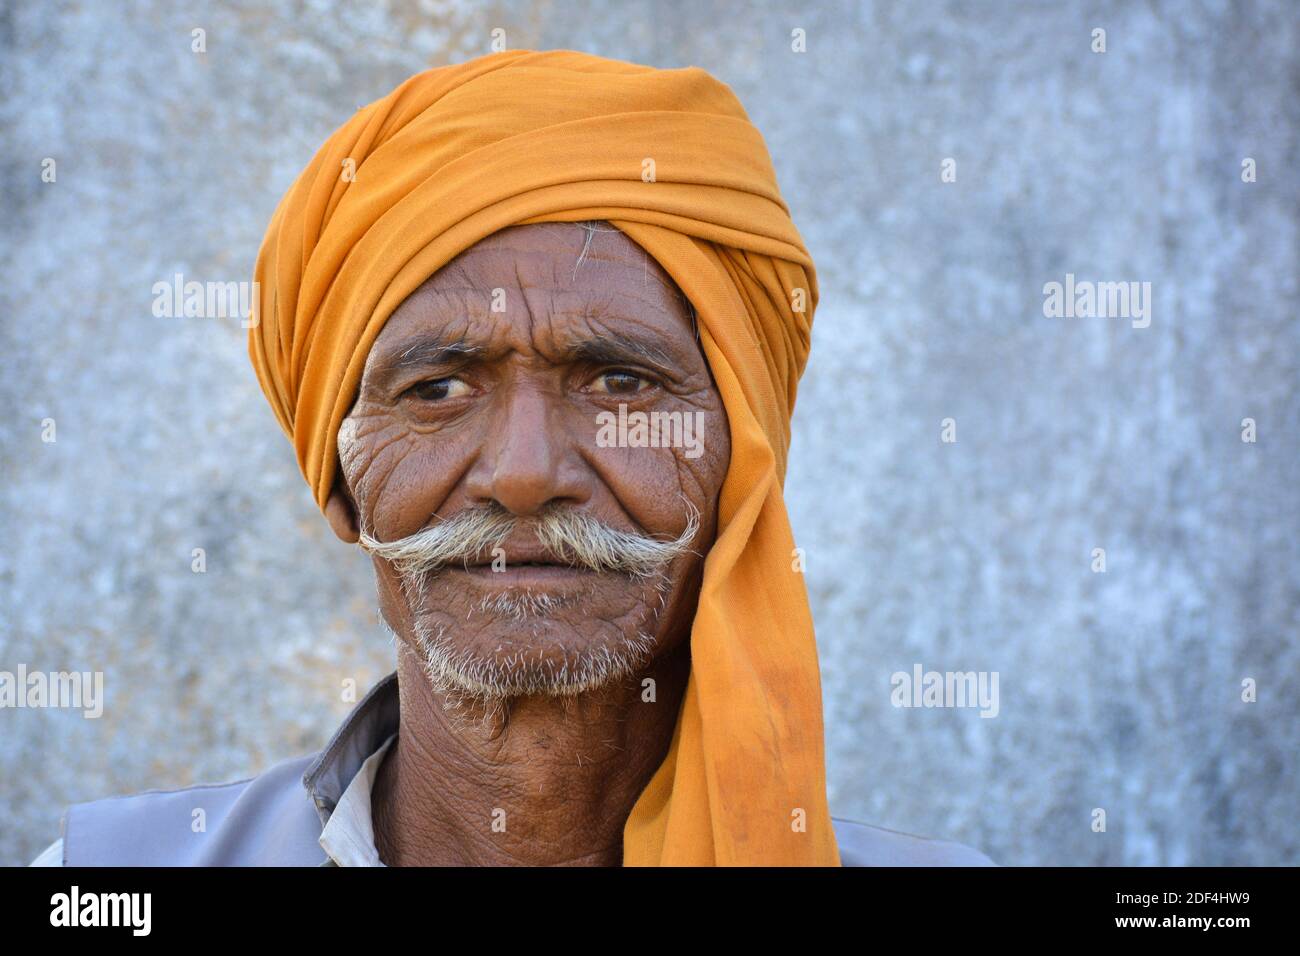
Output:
[368, 335, 485, 378]
[368, 329, 684, 382]
[563, 333, 678, 373]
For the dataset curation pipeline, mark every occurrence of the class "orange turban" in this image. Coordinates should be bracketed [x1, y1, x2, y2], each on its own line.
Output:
[249, 48, 839, 866]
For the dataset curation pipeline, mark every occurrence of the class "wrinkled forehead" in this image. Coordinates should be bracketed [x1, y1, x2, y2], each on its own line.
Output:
[361, 220, 700, 371]
[438, 221, 691, 303]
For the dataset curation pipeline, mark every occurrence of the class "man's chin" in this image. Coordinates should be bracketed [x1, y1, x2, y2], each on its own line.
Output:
[386, 567, 671, 700]
[409, 615, 658, 701]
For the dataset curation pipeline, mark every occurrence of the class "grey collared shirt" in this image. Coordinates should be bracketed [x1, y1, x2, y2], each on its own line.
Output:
[30, 670, 996, 866]
[31, 731, 399, 868]
[316, 732, 396, 866]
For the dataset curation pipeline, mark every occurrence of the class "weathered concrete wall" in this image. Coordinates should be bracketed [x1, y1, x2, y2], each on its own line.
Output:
[2, 0, 1296, 865]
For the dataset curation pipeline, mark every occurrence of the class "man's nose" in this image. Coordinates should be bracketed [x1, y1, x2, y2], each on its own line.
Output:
[464, 384, 591, 516]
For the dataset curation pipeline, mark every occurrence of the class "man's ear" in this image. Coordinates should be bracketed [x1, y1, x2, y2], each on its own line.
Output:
[324, 476, 360, 544]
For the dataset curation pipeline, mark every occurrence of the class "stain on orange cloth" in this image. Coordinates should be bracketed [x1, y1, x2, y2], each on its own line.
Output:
[250, 49, 839, 866]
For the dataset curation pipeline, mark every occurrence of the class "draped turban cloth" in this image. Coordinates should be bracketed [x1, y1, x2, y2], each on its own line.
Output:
[249, 49, 840, 866]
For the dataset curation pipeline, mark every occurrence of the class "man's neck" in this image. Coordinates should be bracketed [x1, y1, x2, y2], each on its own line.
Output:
[371, 640, 689, 866]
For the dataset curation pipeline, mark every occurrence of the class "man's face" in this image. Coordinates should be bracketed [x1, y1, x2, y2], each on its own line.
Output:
[332, 222, 730, 699]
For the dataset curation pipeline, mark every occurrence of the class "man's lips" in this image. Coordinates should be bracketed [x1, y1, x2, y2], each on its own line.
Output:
[452, 559, 598, 592]
[458, 542, 581, 570]
[440, 539, 597, 586]
[458, 563, 592, 582]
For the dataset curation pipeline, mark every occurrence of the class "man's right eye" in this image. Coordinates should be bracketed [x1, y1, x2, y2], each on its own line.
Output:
[408, 377, 471, 401]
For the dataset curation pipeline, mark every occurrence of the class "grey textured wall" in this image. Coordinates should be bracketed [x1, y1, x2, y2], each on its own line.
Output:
[2, 0, 1297, 866]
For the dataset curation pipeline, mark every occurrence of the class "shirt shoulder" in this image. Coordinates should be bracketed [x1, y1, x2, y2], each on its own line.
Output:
[831, 817, 997, 866]
[29, 838, 63, 867]
[60, 751, 326, 866]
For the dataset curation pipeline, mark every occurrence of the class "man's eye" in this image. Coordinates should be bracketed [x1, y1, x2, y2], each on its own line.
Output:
[592, 371, 651, 395]
[409, 377, 471, 401]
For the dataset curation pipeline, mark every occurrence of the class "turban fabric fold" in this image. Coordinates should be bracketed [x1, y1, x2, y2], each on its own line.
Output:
[249, 48, 840, 866]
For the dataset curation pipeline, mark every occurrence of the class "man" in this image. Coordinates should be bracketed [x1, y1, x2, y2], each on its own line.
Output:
[32, 49, 993, 867]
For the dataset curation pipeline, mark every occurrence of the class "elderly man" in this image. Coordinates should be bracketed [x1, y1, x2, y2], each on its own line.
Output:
[32, 49, 992, 867]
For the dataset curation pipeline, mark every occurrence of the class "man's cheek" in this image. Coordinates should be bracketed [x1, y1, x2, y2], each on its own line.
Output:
[591, 446, 696, 534]
[673, 421, 730, 508]
[366, 434, 476, 535]
[677, 396, 729, 483]
[339, 410, 409, 499]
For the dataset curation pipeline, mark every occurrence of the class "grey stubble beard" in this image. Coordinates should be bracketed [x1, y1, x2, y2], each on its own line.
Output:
[366, 501, 693, 719]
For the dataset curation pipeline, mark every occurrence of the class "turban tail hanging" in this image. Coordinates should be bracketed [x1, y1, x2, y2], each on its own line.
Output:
[249, 49, 840, 866]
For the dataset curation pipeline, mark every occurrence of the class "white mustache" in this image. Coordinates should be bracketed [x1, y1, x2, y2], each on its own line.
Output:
[358, 502, 700, 579]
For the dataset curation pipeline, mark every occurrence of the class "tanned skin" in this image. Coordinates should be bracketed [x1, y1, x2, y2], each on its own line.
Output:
[323, 222, 730, 865]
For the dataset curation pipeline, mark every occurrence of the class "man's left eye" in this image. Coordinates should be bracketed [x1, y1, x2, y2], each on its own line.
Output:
[591, 371, 651, 395]
[409, 377, 471, 401]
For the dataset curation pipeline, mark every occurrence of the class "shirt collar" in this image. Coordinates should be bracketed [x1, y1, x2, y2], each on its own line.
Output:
[318, 731, 396, 866]
[302, 671, 400, 827]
